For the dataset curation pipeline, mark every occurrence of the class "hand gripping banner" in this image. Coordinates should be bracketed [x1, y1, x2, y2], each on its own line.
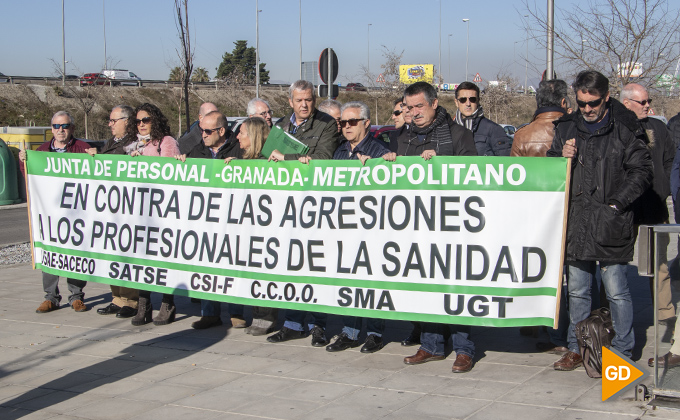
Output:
[25, 151, 569, 327]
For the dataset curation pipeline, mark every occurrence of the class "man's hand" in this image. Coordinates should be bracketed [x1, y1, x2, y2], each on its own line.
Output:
[382, 152, 396, 162]
[224, 157, 235, 164]
[356, 153, 370, 166]
[85, 148, 97, 157]
[268, 149, 284, 162]
[18, 149, 27, 162]
[421, 150, 437, 160]
[562, 138, 577, 158]
[298, 155, 312, 164]
[174, 154, 186, 162]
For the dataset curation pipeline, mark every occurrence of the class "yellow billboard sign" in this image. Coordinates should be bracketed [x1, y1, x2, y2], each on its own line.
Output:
[399, 64, 434, 84]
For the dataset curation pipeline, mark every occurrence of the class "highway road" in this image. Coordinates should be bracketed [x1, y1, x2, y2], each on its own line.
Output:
[0, 206, 29, 246]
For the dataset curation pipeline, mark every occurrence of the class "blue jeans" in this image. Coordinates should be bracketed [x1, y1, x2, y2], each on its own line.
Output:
[201, 301, 244, 318]
[566, 260, 634, 357]
[420, 323, 474, 358]
[548, 276, 569, 348]
[341, 316, 385, 340]
[283, 310, 327, 332]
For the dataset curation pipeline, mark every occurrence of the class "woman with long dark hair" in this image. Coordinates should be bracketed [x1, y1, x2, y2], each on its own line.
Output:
[128, 103, 181, 326]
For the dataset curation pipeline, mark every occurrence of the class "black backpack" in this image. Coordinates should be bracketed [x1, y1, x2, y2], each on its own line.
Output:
[575, 307, 615, 378]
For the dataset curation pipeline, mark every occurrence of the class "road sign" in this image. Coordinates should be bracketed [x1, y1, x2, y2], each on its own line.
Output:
[648, 108, 656, 115]
[473, 73, 482, 83]
[318, 48, 339, 85]
[376, 73, 385, 83]
[318, 84, 339, 99]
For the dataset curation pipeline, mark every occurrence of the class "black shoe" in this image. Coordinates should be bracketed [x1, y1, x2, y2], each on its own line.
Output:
[326, 333, 359, 352]
[97, 303, 121, 315]
[310, 325, 328, 347]
[192, 316, 223, 330]
[361, 334, 384, 353]
[267, 327, 305, 343]
[116, 306, 137, 318]
[401, 332, 420, 347]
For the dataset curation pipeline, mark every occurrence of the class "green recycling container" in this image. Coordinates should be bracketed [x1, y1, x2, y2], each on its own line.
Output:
[0, 138, 21, 205]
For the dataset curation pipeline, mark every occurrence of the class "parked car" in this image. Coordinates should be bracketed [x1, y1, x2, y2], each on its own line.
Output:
[499, 124, 516, 140]
[102, 69, 142, 86]
[346, 83, 367, 91]
[79, 73, 108, 86]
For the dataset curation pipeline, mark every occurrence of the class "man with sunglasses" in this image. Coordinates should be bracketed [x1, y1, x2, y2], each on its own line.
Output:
[547, 70, 653, 371]
[175, 111, 244, 329]
[178, 102, 220, 154]
[18, 111, 92, 314]
[454, 81, 512, 156]
[621, 83, 676, 356]
[387, 98, 408, 153]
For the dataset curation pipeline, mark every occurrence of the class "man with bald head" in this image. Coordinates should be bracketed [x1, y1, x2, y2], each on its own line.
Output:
[178, 102, 221, 154]
[621, 83, 675, 326]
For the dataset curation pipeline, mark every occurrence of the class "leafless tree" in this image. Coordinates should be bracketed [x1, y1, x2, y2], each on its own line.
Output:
[482, 73, 521, 123]
[524, 0, 680, 91]
[174, 0, 194, 131]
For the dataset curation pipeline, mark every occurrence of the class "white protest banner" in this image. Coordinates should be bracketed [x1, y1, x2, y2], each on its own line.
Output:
[26, 152, 569, 327]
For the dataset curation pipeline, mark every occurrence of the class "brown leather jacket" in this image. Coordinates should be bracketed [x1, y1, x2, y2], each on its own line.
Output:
[510, 108, 565, 157]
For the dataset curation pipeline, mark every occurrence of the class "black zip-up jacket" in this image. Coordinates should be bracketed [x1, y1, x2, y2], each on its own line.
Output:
[547, 98, 652, 262]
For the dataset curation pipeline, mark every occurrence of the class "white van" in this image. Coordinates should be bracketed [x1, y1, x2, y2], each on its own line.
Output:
[101, 69, 142, 86]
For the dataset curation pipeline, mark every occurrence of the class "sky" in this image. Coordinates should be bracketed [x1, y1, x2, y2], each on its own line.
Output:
[2, 0, 566, 88]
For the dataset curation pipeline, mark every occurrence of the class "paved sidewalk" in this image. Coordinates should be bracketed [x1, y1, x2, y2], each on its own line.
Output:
[0, 262, 679, 420]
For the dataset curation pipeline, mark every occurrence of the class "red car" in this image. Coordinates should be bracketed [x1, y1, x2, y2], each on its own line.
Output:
[79, 73, 108, 86]
[346, 82, 367, 91]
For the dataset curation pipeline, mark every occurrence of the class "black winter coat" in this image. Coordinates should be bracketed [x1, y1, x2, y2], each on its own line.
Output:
[547, 98, 653, 262]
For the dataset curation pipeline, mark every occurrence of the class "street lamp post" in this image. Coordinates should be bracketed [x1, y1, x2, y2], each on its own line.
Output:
[367, 23, 372, 82]
[525, 15, 529, 95]
[448, 34, 453, 82]
[462, 19, 470, 82]
[299, 0, 302, 79]
[103, 0, 107, 70]
[256, 1, 260, 98]
[438, 0, 442, 87]
[62, 0, 65, 86]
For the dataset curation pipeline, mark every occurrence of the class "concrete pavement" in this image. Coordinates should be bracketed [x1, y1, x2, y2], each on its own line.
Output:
[0, 261, 679, 420]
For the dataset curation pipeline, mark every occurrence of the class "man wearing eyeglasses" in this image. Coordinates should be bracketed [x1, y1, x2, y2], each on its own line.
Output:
[269, 80, 340, 164]
[454, 81, 512, 156]
[621, 84, 676, 358]
[18, 111, 92, 314]
[93, 105, 140, 318]
[178, 102, 220, 154]
[547, 71, 653, 371]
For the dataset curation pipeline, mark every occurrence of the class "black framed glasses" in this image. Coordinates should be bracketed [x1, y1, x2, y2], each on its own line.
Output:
[457, 97, 478, 104]
[200, 126, 223, 135]
[629, 98, 652, 106]
[339, 118, 365, 127]
[52, 123, 72, 130]
[136, 117, 152, 125]
[576, 96, 605, 109]
[392, 110, 403, 116]
[108, 117, 127, 124]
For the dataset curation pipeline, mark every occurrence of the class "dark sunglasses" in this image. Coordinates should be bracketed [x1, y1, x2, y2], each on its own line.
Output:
[629, 98, 652, 106]
[457, 96, 478, 104]
[392, 110, 403, 116]
[136, 117, 152, 125]
[576, 96, 604, 109]
[339, 118, 365, 127]
[200, 126, 223, 135]
[52, 123, 72, 130]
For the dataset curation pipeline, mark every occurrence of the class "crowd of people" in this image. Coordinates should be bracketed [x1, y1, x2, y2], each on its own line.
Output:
[19, 71, 680, 375]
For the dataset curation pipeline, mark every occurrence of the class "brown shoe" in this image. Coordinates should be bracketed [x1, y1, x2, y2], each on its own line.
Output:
[404, 349, 445, 365]
[451, 353, 473, 373]
[648, 352, 680, 368]
[36, 300, 58, 313]
[554, 351, 583, 371]
[71, 300, 87, 312]
[536, 342, 569, 354]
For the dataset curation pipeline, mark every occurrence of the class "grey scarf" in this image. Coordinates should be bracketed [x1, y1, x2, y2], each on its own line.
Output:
[455, 106, 484, 131]
[409, 106, 452, 153]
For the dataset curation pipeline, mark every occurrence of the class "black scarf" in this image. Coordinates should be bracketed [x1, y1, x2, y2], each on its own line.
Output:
[409, 106, 452, 153]
[455, 106, 485, 131]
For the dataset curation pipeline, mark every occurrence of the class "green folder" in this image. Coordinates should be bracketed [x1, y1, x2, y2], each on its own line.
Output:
[261, 125, 310, 158]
